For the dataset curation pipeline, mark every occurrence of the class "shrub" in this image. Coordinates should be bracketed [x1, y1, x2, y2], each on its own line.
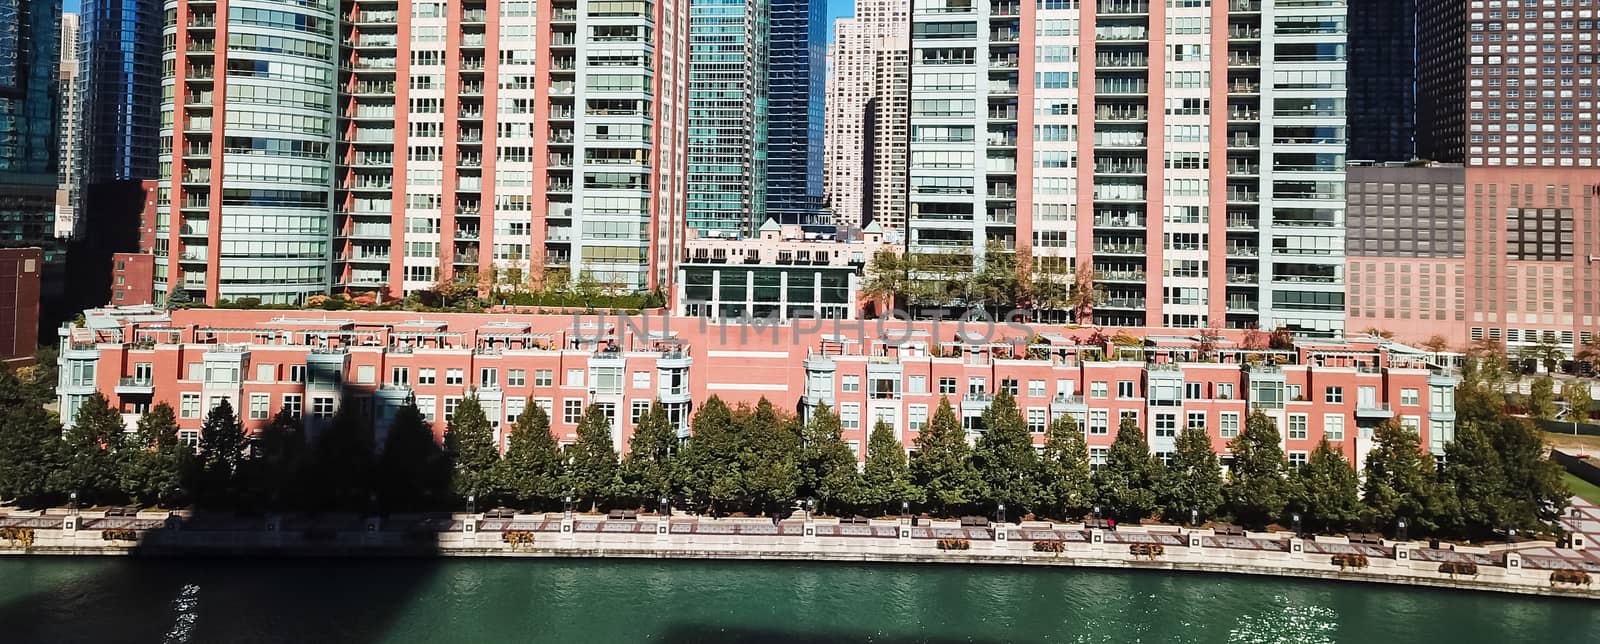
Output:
[0, 527, 35, 549]
[1129, 543, 1165, 558]
[1331, 553, 1369, 569]
[937, 538, 972, 551]
[1032, 539, 1066, 553]
[101, 529, 139, 541]
[502, 530, 537, 550]
[236, 297, 262, 309]
[1438, 561, 1478, 576]
[1551, 570, 1593, 586]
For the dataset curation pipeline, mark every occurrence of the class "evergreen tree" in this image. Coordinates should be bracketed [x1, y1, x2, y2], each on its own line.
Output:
[1484, 415, 1570, 534]
[190, 398, 246, 507]
[857, 420, 916, 513]
[378, 396, 448, 512]
[307, 406, 376, 512]
[1361, 419, 1442, 535]
[443, 396, 500, 504]
[1528, 375, 1558, 420]
[566, 403, 620, 511]
[1158, 423, 1223, 524]
[120, 402, 186, 507]
[675, 396, 744, 514]
[53, 392, 128, 505]
[972, 390, 1040, 515]
[1094, 417, 1162, 523]
[1437, 421, 1508, 540]
[797, 403, 859, 512]
[1286, 441, 1362, 534]
[497, 404, 565, 510]
[1223, 410, 1288, 528]
[619, 402, 676, 505]
[245, 409, 309, 511]
[910, 397, 980, 515]
[1562, 380, 1593, 424]
[740, 398, 799, 515]
[1036, 415, 1093, 521]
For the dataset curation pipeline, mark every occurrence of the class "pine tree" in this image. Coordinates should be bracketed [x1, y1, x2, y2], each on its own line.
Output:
[972, 390, 1040, 515]
[190, 398, 246, 507]
[1528, 375, 1558, 420]
[1484, 414, 1570, 534]
[378, 396, 449, 512]
[566, 403, 620, 511]
[618, 402, 675, 504]
[1561, 380, 1593, 424]
[1094, 416, 1161, 523]
[497, 404, 565, 510]
[1158, 422, 1223, 524]
[857, 420, 917, 513]
[1437, 420, 1509, 539]
[1223, 410, 1288, 528]
[443, 396, 500, 504]
[245, 409, 309, 511]
[910, 397, 980, 515]
[1361, 419, 1442, 535]
[1036, 415, 1092, 521]
[739, 398, 799, 515]
[797, 403, 859, 512]
[120, 402, 186, 507]
[1286, 440, 1362, 534]
[53, 392, 128, 505]
[675, 396, 744, 513]
[0, 370, 61, 503]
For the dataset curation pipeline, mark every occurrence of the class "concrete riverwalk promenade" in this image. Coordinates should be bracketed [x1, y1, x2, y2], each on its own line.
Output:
[5, 500, 1600, 600]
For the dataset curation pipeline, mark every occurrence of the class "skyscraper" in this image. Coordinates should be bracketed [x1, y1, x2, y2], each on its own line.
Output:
[1347, 0, 1416, 161]
[825, 0, 909, 230]
[78, 0, 162, 186]
[906, 0, 1348, 335]
[765, 0, 826, 221]
[0, 0, 64, 299]
[156, 0, 691, 304]
[56, 12, 80, 239]
[687, 0, 769, 235]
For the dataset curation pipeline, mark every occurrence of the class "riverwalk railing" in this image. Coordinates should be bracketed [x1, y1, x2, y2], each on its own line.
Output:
[2, 508, 1596, 599]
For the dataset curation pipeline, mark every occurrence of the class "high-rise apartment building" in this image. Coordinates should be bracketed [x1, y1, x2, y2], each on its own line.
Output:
[905, 0, 1348, 335]
[686, 0, 769, 235]
[56, 12, 80, 239]
[766, 0, 826, 221]
[79, 0, 163, 185]
[825, 0, 909, 230]
[1343, 0, 1600, 355]
[0, 0, 64, 304]
[157, 0, 690, 304]
[1347, 0, 1416, 161]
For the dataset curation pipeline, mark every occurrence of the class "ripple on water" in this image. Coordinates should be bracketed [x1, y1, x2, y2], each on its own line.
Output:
[1227, 595, 1338, 644]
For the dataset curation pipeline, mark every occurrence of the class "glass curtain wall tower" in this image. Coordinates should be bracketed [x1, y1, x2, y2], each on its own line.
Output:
[0, 0, 64, 295]
[765, 0, 826, 221]
[687, 0, 769, 235]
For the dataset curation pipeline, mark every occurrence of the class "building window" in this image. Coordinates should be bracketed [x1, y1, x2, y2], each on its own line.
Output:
[840, 403, 861, 430]
[1117, 381, 1137, 398]
[391, 367, 409, 385]
[289, 365, 306, 383]
[415, 396, 435, 422]
[1430, 386, 1453, 414]
[632, 371, 650, 389]
[1185, 382, 1203, 399]
[1324, 386, 1343, 404]
[480, 368, 498, 387]
[909, 375, 928, 394]
[1089, 409, 1109, 435]
[1219, 412, 1240, 438]
[506, 397, 526, 423]
[1401, 388, 1419, 406]
[312, 397, 335, 419]
[631, 399, 650, 423]
[507, 369, 526, 387]
[249, 394, 270, 420]
[1288, 451, 1309, 468]
[1091, 381, 1109, 399]
[841, 375, 861, 392]
[1216, 383, 1234, 399]
[1154, 413, 1177, 438]
[1324, 414, 1345, 441]
[968, 377, 986, 395]
[181, 393, 201, 419]
[1286, 384, 1303, 401]
[180, 430, 200, 447]
[563, 399, 583, 424]
[446, 369, 465, 386]
[1186, 411, 1205, 432]
[533, 398, 553, 417]
[256, 363, 275, 382]
[418, 368, 436, 385]
[442, 396, 463, 421]
[1287, 414, 1308, 440]
[566, 369, 585, 387]
[939, 377, 957, 394]
[592, 367, 623, 395]
[281, 394, 302, 418]
[1028, 380, 1046, 398]
[1089, 447, 1108, 472]
[1027, 408, 1047, 433]
[1001, 379, 1019, 395]
[908, 404, 928, 431]
[536, 369, 554, 387]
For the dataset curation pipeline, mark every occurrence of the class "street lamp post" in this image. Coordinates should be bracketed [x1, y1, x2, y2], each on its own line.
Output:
[467, 494, 476, 514]
[1397, 517, 1409, 542]
[659, 496, 670, 517]
[1189, 508, 1199, 527]
[69, 491, 78, 516]
[1291, 513, 1302, 536]
[997, 503, 1007, 524]
[901, 500, 910, 518]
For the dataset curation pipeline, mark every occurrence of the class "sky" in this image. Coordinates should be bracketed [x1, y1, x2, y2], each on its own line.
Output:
[826, 0, 853, 42]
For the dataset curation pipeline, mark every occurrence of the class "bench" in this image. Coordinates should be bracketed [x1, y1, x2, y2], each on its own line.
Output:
[104, 506, 140, 517]
[959, 516, 990, 527]
[482, 508, 517, 519]
[1349, 532, 1384, 546]
[1212, 523, 1246, 537]
[607, 509, 639, 521]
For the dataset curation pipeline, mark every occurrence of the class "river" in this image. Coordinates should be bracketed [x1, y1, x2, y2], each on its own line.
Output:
[0, 558, 1595, 643]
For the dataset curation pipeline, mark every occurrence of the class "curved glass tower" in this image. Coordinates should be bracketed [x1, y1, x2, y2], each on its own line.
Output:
[157, 0, 337, 305]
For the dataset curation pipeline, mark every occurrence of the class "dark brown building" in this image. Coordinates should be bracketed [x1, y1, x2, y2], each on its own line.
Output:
[0, 247, 43, 367]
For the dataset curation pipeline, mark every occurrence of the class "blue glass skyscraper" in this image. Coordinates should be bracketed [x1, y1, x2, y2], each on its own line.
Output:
[765, 0, 825, 222]
[687, 0, 770, 235]
[78, 0, 161, 183]
[0, 0, 64, 315]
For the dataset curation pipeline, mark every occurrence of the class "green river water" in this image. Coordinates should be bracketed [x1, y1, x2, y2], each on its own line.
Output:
[0, 557, 1595, 643]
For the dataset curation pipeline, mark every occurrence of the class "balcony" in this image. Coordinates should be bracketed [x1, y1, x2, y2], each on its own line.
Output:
[1225, 245, 1259, 257]
[1098, 0, 1149, 13]
[1093, 242, 1146, 255]
[1228, 26, 1262, 39]
[116, 376, 155, 395]
[1102, 297, 1147, 309]
[1356, 402, 1394, 419]
[1226, 299, 1259, 313]
[1095, 53, 1148, 68]
[1227, 54, 1261, 67]
[1226, 272, 1258, 284]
